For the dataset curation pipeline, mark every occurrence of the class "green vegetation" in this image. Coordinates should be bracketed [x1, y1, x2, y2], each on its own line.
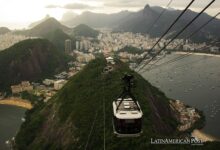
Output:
[0, 39, 71, 91]
[15, 57, 177, 149]
[26, 18, 70, 37]
[21, 91, 42, 105]
[15, 57, 217, 149]
[15, 101, 46, 150]
[117, 46, 144, 54]
[14, 18, 73, 52]
[42, 29, 75, 52]
[72, 24, 99, 38]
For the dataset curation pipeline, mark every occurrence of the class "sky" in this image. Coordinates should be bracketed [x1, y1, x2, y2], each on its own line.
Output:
[0, 0, 219, 29]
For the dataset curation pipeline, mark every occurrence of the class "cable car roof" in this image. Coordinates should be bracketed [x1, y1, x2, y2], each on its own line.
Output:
[113, 99, 143, 119]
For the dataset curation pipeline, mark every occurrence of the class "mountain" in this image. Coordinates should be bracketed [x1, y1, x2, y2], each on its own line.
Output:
[62, 11, 132, 28]
[61, 12, 78, 25]
[115, 5, 163, 34]
[72, 24, 99, 38]
[28, 15, 51, 28]
[14, 18, 73, 51]
[14, 57, 218, 149]
[63, 5, 220, 42]
[41, 29, 74, 52]
[0, 27, 11, 34]
[15, 57, 177, 149]
[0, 39, 70, 91]
[26, 18, 71, 36]
[116, 5, 220, 42]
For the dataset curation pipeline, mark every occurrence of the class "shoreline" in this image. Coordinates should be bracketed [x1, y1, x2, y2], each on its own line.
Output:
[0, 98, 32, 109]
[170, 100, 219, 142]
[191, 129, 220, 142]
[174, 51, 220, 57]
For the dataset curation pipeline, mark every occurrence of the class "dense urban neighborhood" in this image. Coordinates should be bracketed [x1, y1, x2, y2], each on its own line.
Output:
[0, 29, 219, 108]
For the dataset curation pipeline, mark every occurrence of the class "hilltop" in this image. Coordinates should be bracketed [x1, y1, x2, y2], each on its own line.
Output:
[28, 15, 51, 28]
[72, 24, 99, 38]
[0, 39, 70, 91]
[14, 18, 73, 52]
[26, 17, 71, 36]
[14, 57, 220, 149]
[15, 57, 177, 149]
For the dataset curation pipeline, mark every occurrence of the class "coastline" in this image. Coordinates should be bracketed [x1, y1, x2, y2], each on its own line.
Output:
[0, 97, 32, 109]
[191, 129, 220, 142]
[170, 100, 219, 142]
[174, 51, 220, 58]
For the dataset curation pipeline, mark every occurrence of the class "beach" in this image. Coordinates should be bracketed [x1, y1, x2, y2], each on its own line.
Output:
[0, 98, 32, 109]
[191, 129, 219, 142]
[174, 52, 220, 58]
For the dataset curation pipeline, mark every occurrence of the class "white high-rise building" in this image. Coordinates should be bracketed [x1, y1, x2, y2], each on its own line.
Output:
[76, 41, 80, 50]
[80, 41, 84, 50]
[83, 40, 90, 52]
[65, 39, 72, 53]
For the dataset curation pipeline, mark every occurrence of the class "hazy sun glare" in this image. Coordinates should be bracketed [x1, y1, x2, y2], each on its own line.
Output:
[0, 0, 74, 22]
[0, 0, 219, 29]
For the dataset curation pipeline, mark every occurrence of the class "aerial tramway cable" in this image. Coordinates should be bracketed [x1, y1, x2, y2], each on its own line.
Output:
[141, 11, 220, 72]
[137, 0, 216, 73]
[143, 53, 191, 72]
[84, 109, 99, 150]
[102, 75, 106, 150]
[136, 0, 196, 71]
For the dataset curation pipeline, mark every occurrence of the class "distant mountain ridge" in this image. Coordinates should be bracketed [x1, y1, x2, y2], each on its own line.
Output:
[13, 18, 73, 52]
[27, 18, 72, 52]
[72, 24, 99, 38]
[28, 15, 51, 28]
[12, 18, 99, 51]
[62, 4, 220, 42]
[61, 10, 133, 28]
[115, 5, 220, 42]
[26, 17, 71, 36]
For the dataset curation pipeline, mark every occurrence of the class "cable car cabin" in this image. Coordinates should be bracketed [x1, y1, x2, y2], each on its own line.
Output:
[113, 98, 143, 137]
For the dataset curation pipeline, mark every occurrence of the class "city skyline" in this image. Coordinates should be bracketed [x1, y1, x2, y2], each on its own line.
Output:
[0, 0, 220, 29]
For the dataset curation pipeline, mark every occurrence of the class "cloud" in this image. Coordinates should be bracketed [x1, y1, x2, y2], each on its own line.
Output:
[100, 0, 220, 9]
[45, 0, 220, 17]
[46, 3, 95, 10]
[104, 0, 147, 8]
[63, 3, 94, 9]
[45, 5, 60, 9]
